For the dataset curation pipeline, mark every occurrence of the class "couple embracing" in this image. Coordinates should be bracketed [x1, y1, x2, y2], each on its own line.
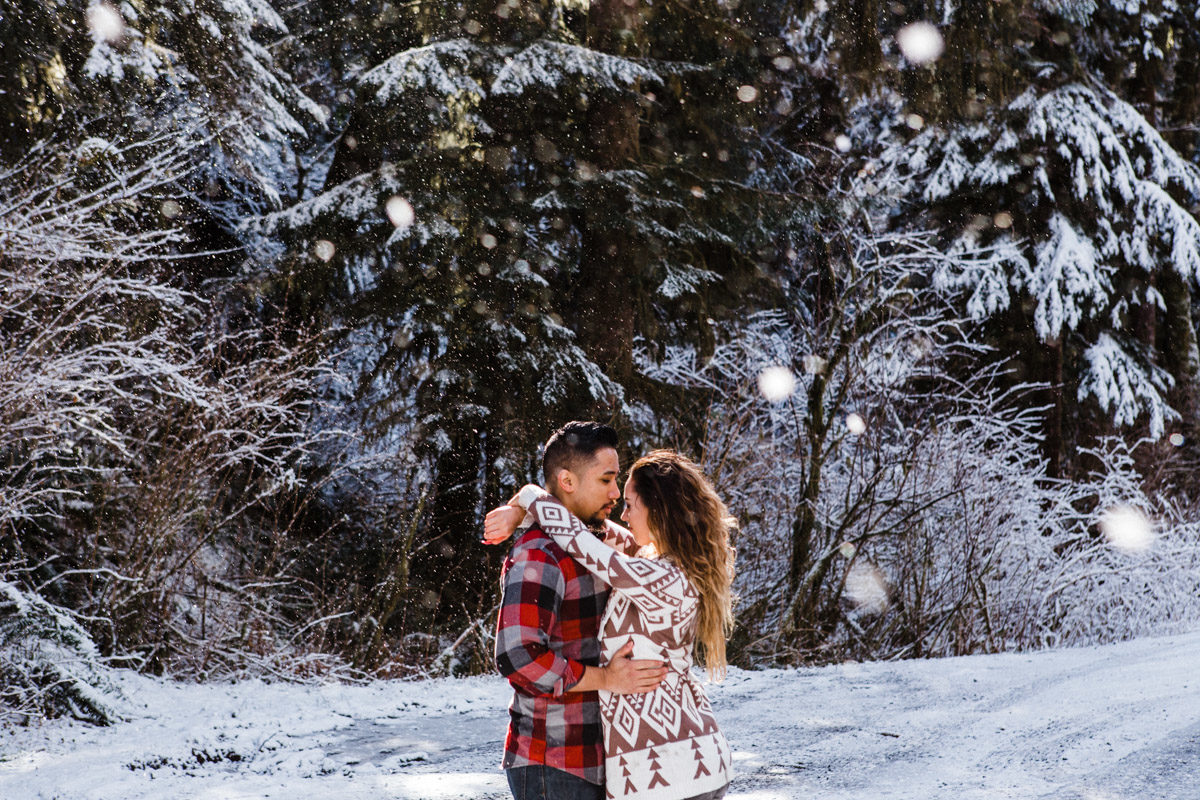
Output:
[486, 421, 735, 800]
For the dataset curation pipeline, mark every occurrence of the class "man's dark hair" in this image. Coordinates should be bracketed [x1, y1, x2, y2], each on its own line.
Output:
[542, 421, 619, 485]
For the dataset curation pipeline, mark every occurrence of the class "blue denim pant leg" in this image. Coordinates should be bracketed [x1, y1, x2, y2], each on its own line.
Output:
[681, 784, 730, 800]
[506, 766, 604, 800]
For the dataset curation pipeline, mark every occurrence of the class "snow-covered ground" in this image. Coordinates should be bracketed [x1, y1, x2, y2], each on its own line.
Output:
[3, 630, 1198, 800]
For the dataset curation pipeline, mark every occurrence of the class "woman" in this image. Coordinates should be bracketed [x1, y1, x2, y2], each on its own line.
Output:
[487, 450, 736, 800]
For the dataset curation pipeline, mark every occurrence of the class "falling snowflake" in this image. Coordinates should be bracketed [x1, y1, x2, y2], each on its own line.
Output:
[757, 366, 796, 402]
[1099, 505, 1155, 553]
[386, 196, 415, 229]
[314, 240, 336, 262]
[86, 2, 124, 43]
[896, 22, 944, 65]
[846, 413, 866, 435]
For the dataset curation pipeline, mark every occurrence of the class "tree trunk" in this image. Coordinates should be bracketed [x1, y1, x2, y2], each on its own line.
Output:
[839, 0, 881, 83]
[1160, 270, 1200, 443]
[778, 366, 835, 651]
[1045, 339, 1064, 478]
[424, 433, 489, 625]
[572, 0, 649, 388]
[354, 488, 427, 670]
[1166, 23, 1200, 160]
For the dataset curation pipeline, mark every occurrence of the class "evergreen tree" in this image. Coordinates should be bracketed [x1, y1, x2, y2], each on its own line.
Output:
[1, 581, 121, 725]
[256, 0, 788, 634]
[809, 0, 1200, 474]
[879, 82, 1200, 468]
[1, 0, 322, 229]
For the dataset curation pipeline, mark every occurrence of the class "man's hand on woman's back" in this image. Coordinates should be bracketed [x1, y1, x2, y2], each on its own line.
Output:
[568, 640, 667, 695]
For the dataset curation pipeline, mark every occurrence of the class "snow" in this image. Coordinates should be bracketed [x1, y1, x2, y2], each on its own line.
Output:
[1079, 332, 1177, 437]
[4, 631, 1200, 799]
[360, 40, 484, 104]
[884, 80, 1200, 441]
[1028, 212, 1108, 340]
[895, 22, 945, 66]
[658, 264, 722, 299]
[490, 41, 662, 96]
[757, 366, 796, 402]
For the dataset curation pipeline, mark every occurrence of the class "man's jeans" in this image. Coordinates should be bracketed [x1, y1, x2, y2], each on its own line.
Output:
[505, 766, 603, 800]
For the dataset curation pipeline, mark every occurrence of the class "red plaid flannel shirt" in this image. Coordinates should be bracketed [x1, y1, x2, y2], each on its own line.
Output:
[494, 522, 608, 784]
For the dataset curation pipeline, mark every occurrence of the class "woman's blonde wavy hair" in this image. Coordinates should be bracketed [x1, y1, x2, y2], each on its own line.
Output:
[628, 450, 736, 679]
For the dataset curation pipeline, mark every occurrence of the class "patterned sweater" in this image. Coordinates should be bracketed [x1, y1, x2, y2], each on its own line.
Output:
[523, 490, 732, 800]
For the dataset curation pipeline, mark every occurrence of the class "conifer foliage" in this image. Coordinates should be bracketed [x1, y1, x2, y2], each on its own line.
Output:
[1, 580, 122, 725]
[254, 0, 780, 632]
[883, 81, 1200, 457]
[3, 0, 1200, 691]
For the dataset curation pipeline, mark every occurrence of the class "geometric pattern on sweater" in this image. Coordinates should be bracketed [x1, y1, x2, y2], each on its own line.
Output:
[527, 492, 732, 800]
[605, 674, 718, 751]
[609, 732, 730, 800]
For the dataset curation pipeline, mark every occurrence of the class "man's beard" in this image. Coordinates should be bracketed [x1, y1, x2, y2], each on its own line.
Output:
[582, 504, 615, 529]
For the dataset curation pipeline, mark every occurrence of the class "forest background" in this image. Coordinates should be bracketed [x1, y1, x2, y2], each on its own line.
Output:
[4, 0, 1200, 725]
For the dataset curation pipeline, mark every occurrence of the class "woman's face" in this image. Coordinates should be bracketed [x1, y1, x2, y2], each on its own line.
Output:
[621, 478, 654, 548]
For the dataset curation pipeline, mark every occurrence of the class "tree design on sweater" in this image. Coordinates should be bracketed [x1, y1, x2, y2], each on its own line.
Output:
[647, 748, 669, 790]
[692, 738, 710, 779]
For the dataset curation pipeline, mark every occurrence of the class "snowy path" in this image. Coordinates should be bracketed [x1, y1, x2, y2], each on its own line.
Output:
[3, 630, 1198, 799]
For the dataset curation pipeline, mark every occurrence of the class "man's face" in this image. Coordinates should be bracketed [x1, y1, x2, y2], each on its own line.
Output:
[557, 447, 621, 527]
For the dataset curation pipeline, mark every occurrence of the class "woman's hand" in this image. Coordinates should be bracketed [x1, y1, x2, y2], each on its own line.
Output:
[483, 504, 526, 545]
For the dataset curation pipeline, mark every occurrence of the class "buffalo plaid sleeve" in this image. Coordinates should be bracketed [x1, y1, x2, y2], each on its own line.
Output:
[494, 544, 585, 697]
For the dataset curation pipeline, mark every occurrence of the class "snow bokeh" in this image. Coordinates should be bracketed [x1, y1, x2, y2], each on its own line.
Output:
[386, 196, 416, 229]
[757, 366, 796, 402]
[843, 561, 889, 614]
[896, 22, 945, 65]
[86, 3, 124, 43]
[314, 239, 336, 262]
[1099, 505, 1155, 553]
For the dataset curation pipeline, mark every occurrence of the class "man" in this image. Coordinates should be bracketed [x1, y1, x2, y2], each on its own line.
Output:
[491, 421, 667, 800]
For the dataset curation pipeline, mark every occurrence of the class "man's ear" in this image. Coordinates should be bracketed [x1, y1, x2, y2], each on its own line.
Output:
[554, 468, 576, 495]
